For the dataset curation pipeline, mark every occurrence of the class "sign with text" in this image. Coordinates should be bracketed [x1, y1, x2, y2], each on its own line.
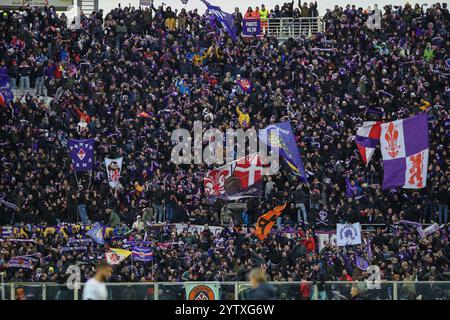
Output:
[242, 18, 261, 36]
[0, 0, 72, 9]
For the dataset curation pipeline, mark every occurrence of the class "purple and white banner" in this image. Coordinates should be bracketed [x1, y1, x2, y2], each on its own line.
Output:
[68, 138, 94, 172]
[381, 113, 429, 189]
[336, 223, 362, 246]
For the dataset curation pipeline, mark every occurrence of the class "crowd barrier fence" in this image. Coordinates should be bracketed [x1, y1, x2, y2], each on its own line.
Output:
[266, 17, 325, 39]
[2, 281, 449, 300]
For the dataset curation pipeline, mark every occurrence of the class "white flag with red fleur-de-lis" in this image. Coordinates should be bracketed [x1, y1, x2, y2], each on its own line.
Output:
[380, 113, 429, 189]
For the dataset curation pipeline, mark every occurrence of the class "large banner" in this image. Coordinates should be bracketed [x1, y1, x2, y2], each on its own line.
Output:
[171, 223, 223, 236]
[259, 121, 308, 182]
[185, 283, 221, 300]
[204, 153, 265, 201]
[336, 223, 362, 246]
[0, 0, 72, 9]
[380, 113, 429, 189]
[105, 157, 123, 189]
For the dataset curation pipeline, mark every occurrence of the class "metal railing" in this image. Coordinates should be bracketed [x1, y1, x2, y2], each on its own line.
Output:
[266, 17, 324, 39]
[2, 281, 450, 300]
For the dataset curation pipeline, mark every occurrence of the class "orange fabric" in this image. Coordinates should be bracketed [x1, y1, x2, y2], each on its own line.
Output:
[244, 11, 260, 19]
[74, 106, 91, 123]
[138, 112, 150, 118]
[255, 203, 287, 240]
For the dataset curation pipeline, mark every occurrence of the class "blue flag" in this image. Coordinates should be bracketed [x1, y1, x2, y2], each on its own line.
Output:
[259, 121, 308, 182]
[87, 222, 105, 245]
[200, 0, 237, 41]
[132, 246, 153, 262]
[68, 138, 94, 171]
[176, 79, 191, 95]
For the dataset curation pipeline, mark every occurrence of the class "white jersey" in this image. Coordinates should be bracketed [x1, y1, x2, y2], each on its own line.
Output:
[82, 278, 108, 300]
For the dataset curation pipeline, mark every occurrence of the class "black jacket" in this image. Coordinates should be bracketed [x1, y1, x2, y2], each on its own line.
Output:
[248, 283, 277, 300]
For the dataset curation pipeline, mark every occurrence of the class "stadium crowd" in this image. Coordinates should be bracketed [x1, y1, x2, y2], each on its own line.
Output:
[1, 221, 450, 299]
[0, 0, 449, 298]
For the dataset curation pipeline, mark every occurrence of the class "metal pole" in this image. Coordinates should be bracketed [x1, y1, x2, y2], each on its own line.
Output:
[154, 283, 159, 300]
[393, 282, 398, 300]
[74, 286, 79, 300]
[312, 284, 318, 300]
[42, 283, 46, 300]
[0, 273, 4, 300]
[10, 283, 15, 300]
[234, 282, 239, 300]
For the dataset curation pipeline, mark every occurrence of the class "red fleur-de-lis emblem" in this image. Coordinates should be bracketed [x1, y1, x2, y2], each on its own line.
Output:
[204, 169, 229, 196]
[385, 122, 400, 158]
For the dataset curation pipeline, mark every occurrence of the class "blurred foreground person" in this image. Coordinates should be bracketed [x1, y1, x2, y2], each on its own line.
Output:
[82, 261, 112, 300]
[247, 269, 277, 300]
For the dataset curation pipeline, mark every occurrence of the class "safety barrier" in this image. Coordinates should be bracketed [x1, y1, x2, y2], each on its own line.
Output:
[266, 17, 325, 39]
[2, 281, 449, 300]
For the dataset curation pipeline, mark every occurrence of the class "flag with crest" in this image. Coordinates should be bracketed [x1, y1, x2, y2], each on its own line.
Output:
[237, 78, 253, 93]
[105, 157, 123, 189]
[68, 138, 94, 172]
[380, 113, 428, 189]
[87, 222, 105, 245]
[132, 246, 153, 262]
[106, 248, 132, 265]
[204, 153, 267, 201]
[259, 121, 308, 182]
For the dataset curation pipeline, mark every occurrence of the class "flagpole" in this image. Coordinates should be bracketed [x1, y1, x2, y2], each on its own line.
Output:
[0, 272, 5, 301]
[88, 170, 92, 189]
[73, 169, 80, 188]
[151, 256, 154, 281]
[163, 178, 166, 223]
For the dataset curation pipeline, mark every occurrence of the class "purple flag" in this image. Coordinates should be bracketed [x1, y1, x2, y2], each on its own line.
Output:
[259, 121, 308, 183]
[355, 255, 369, 270]
[380, 113, 429, 189]
[68, 138, 94, 171]
[200, 0, 237, 41]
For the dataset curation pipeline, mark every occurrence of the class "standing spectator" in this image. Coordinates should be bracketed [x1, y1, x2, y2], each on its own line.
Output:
[18, 60, 31, 91]
[437, 186, 449, 224]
